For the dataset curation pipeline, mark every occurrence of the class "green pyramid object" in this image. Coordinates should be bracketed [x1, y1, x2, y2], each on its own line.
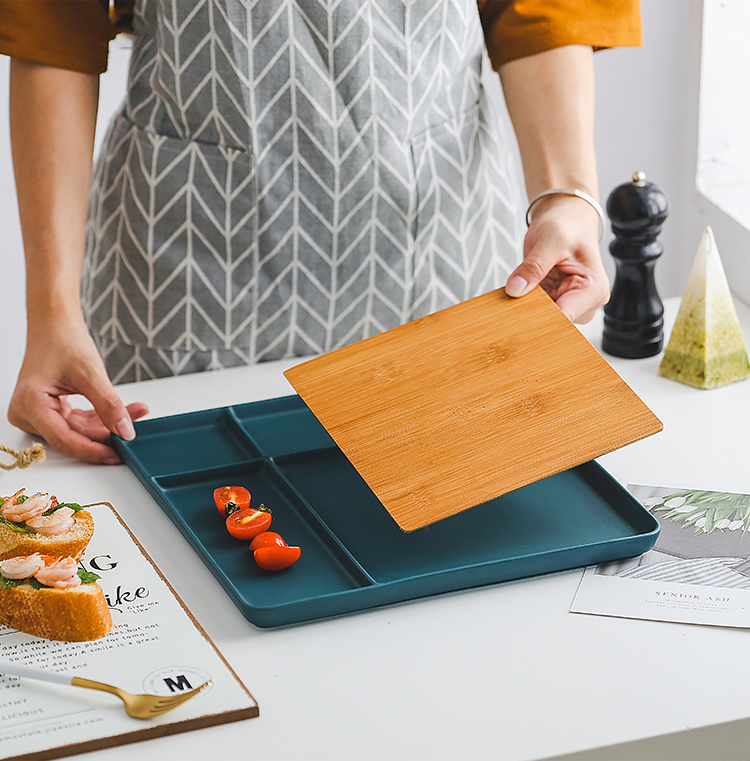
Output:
[660, 226, 750, 389]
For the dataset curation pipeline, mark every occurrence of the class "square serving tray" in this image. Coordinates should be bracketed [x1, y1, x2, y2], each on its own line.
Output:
[113, 394, 659, 628]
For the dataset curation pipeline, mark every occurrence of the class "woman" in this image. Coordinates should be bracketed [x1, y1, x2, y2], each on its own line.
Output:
[1, 0, 641, 463]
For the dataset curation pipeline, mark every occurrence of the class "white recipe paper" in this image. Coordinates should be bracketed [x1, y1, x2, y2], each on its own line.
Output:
[0, 503, 257, 761]
[571, 485, 750, 628]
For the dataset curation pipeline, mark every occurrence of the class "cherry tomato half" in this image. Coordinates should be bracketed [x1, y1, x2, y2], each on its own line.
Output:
[214, 486, 251, 517]
[248, 531, 287, 552]
[254, 544, 301, 571]
[225, 505, 272, 540]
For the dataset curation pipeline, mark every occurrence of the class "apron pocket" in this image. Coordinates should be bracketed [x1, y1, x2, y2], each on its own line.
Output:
[85, 114, 259, 354]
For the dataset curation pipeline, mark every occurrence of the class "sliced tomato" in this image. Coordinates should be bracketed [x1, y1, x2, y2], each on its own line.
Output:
[214, 486, 251, 517]
[225, 505, 272, 540]
[254, 544, 301, 571]
[248, 531, 287, 552]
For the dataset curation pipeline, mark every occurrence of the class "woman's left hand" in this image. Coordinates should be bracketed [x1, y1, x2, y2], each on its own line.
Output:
[498, 44, 608, 323]
[505, 193, 609, 324]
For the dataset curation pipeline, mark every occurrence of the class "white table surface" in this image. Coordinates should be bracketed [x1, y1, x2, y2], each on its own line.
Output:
[1, 297, 750, 761]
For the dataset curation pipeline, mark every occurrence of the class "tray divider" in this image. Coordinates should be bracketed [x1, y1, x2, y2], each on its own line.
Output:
[224, 406, 263, 452]
[145, 458, 262, 484]
[266, 456, 376, 586]
[225, 402, 376, 586]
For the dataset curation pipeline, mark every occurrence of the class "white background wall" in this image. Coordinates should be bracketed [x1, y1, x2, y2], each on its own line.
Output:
[0, 0, 706, 409]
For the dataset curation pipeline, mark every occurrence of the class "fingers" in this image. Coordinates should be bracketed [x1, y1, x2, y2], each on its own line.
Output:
[43, 421, 122, 465]
[57, 402, 149, 462]
[9, 389, 123, 464]
[506, 214, 578, 301]
[10, 396, 149, 465]
[505, 256, 550, 299]
[554, 288, 603, 324]
[126, 402, 150, 423]
[72, 366, 136, 441]
[7, 326, 150, 464]
[65, 403, 150, 445]
[505, 195, 609, 322]
[509, 210, 585, 297]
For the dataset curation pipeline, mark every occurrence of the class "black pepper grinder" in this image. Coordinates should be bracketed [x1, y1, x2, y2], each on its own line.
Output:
[602, 172, 668, 358]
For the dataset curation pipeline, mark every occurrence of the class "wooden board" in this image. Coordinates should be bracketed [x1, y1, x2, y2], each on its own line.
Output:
[284, 287, 663, 532]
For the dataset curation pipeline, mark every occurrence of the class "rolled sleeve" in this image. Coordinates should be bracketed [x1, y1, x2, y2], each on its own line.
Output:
[0, 0, 117, 74]
[479, 0, 643, 70]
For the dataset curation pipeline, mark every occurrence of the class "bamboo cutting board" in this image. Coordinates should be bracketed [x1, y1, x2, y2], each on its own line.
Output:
[284, 287, 662, 532]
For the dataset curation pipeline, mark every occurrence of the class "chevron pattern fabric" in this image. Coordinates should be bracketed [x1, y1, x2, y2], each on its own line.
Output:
[82, 0, 523, 383]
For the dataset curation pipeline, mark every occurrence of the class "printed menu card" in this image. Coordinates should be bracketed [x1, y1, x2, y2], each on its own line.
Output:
[572, 485, 750, 628]
[0, 503, 257, 761]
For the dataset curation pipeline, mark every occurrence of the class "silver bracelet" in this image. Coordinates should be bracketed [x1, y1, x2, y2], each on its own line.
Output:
[525, 188, 607, 243]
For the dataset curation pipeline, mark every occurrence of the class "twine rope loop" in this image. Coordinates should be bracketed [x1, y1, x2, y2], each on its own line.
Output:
[0, 443, 46, 471]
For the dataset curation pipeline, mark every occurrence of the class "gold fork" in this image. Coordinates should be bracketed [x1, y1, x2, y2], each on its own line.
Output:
[0, 660, 211, 720]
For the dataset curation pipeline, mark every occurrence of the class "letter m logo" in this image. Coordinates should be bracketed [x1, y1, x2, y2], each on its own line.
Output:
[164, 675, 193, 693]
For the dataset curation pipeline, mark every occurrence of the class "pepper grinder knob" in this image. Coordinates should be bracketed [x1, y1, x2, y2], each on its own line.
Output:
[602, 172, 668, 358]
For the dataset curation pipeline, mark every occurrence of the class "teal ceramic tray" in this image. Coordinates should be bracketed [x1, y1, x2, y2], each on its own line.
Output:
[113, 394, 659, 628]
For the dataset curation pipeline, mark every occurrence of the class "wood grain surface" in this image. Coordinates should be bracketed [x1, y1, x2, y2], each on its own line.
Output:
[285, 287, 663, 532]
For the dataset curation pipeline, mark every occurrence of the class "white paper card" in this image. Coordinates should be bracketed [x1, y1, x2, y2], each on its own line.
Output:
[571, 485, 750, 628]
[0, 504, 257, 761]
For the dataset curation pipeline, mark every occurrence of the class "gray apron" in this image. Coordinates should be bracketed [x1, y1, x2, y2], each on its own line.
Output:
[82, 0, 523, 383]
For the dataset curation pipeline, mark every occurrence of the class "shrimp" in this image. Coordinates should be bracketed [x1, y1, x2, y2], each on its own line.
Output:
[0, 554, 45, 580]
[0, 489, 54, 523]
[34, 556, 81, 589]
[26, 507, 75, 536]
[0, 489, 26, 520]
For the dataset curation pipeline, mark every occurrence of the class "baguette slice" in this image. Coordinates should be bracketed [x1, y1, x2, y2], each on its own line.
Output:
[0, 580, 113, 642]
[0, 510, 94, 562]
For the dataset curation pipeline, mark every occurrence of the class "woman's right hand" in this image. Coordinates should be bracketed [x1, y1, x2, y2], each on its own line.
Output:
[7, 61, 147, 463]
[8, 320, 148, 464]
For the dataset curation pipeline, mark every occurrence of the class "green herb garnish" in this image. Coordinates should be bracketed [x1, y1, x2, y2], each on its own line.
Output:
[42, 502, 83, 517]
[0, 576, 24, 589]
[16, 495, 28, 504]
[77, 569, 101, 584]
[0, 516, 36, 535]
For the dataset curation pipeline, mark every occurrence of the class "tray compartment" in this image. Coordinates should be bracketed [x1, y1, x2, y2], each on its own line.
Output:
[230, 396, 337, 458]
[121, 408, 260, 476]
[277, 449, 657, 583]
[152, 461, 373, 613]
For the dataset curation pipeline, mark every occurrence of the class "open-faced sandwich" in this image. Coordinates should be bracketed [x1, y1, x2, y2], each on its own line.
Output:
[0, 554, 112, 641]
[0, 489, 94, 561]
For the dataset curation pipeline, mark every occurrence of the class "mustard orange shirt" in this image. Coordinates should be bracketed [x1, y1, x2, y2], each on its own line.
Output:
[0, 0, 641, 75]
